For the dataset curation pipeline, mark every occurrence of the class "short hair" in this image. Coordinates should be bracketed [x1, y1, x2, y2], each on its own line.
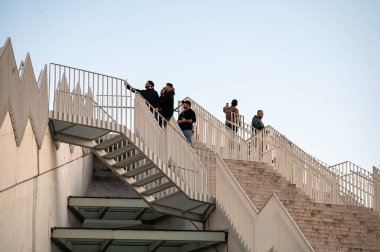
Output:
[257, 110, 263, 113]
[166, 83, 173, 88]
[231, 99, 238, 106]
[147, 80, 154, 87]
[182, 100, 191, 106]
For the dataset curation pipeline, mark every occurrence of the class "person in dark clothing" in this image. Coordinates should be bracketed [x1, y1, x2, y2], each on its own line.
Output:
[158, 83, 175, 127]
[177, 100, 196, 143]
[223, 99, 239, 132]
[251, 110, 264, 130]
[135, 80, 159, 108]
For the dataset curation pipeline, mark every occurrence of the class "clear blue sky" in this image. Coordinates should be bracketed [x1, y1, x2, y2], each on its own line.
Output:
[1, 0, 379, 171]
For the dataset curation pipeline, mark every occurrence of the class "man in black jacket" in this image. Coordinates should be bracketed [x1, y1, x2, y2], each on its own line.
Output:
[177, 100, 196, 144]
[158, 83, 175, 127]
[136, 80, 159, 108]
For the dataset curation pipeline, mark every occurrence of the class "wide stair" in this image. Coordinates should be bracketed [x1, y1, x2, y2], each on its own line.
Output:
[224, 159, 380, 251]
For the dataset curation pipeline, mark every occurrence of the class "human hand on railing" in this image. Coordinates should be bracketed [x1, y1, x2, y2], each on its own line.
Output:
[124, 81, 132, 90]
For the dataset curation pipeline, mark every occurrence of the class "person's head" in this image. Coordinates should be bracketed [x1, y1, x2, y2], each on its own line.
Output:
[165, 83, 173, 91]
[182, 100, 191, 110]
[145, 80, 154, 89]
[257, 110, 264, 119]
[231, 99, 238, 107]
[164, 83, 175, 94]
[160, 87, 165, 95]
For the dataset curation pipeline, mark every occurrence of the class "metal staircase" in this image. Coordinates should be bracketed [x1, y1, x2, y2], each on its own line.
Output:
[52, 196, 226, 252]
[48, 63, 215, 222]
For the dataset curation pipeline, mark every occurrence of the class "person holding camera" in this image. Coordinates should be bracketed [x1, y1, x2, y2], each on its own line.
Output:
[178, 100, 196, 144]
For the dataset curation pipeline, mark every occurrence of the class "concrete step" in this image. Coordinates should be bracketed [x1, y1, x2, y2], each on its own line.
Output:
[224, 159, 380, 251]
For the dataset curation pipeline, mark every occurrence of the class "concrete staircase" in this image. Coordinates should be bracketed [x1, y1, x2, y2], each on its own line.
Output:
[224, 159, 380, 251]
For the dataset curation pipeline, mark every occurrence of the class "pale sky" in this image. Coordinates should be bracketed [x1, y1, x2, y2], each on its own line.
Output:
[1, 0, 379, 171]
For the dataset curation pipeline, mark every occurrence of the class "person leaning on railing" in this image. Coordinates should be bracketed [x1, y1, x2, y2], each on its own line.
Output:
[135, 80, 159, 109]
[177, 100, 196, 144]
[251, 110, 264, 131]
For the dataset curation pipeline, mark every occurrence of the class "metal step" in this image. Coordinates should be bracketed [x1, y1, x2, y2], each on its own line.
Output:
[142, 181, 175, 196]
[114, 153, 145, 168]
[103, 144, 136, 159]
[133, 173, 165, 187]
[52, 133, 96, 148]
[82, 219, 142, 228]
[123, 163, 155, 177]
[95, 135, 126, 150]
[51, 228, 226, 252]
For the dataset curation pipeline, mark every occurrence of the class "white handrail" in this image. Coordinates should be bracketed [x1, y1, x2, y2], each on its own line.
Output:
[180, 97, 262, 162]
[183, 97, 343, 205]
[232, 110, 374, 208]
[329, 161, 374, 207]
[49, 63, 209, 197]
[374, 166, 380, 213]
[134, 95, 208, 195]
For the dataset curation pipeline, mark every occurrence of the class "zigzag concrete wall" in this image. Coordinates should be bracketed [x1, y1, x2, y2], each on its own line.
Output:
[0, 38, 48, 147]
[0, 38, 93, 252]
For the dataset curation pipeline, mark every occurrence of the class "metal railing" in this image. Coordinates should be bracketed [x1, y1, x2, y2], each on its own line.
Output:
[260, 127, 341, 205]
[240, 118, 376, 208]
[183, 97, 343, 205]
[329, 161, 374, 207]
[134, 95, 208, 195]
[374, 166, 380, 212]
[186, 96, 379, 209]
[180, 98, 263, 162]
[49, 63, 208, 197]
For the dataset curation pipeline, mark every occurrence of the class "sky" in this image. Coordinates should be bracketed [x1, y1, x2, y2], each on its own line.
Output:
[1, 0, 379, 171]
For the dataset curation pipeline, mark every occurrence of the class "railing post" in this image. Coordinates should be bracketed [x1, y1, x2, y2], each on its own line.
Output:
[374, 166, 380, 213]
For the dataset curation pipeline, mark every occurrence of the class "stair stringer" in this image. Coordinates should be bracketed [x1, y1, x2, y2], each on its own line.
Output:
[49, 114, 215, 222]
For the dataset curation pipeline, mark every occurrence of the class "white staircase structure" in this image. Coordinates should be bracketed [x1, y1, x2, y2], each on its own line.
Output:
[41, 59, 378, 251]
[0, 35, 380, 251]
[47, 63, 315, 251]
[48, 64, 214, 222]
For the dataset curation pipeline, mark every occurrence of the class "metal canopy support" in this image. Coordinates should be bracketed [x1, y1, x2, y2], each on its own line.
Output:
[148, 240, 165, 252]
[52, 228, 226, 252]
[69, 197, 150, 208]
[82, 219, 142, 229]
[68, 197, 165, 224]
[99, 239, 113, 252]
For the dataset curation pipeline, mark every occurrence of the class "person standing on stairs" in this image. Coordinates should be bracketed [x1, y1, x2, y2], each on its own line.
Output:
[177, 100, 196, 144]
[158, 83, 175, 127]
[251, 110, 265, 131]
[251, 109, 265, 156]
[135, 80, 160, 109]
[223, 99, 239, 132]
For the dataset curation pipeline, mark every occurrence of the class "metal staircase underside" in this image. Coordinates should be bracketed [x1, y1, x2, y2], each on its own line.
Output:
[52, 197, 226, 252]
[49, 114, 215, 222]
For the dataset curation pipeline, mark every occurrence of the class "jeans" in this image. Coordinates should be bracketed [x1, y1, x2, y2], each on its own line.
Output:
[182, 129, 193, 144]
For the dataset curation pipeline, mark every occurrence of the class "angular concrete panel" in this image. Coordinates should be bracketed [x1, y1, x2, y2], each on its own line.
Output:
[15, 119, 38, 183]
[0, 113, 17, 190]
[0, 179, 34, 252]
